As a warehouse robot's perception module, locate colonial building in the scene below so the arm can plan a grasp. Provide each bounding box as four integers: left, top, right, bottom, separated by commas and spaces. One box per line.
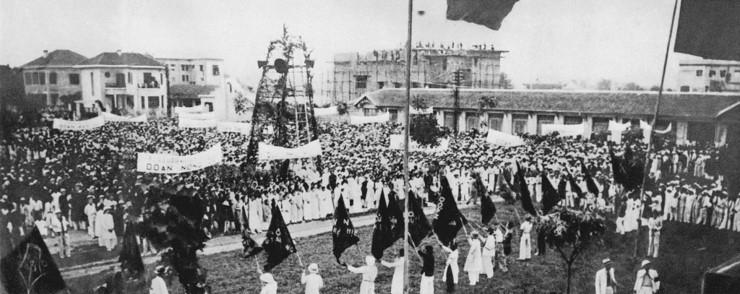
21, 49, 87, 107
329, 44, 505, 102
157, 57, 244, 120
353, 88, 740, 146
76, 51, 167, 116
678, 59, 740, 93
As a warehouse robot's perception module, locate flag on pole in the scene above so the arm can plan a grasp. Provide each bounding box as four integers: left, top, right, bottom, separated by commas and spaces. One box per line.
609, 147, 628, 187
541, 173, 560, 214
433, 176, 468, 246
262, 203, 297, 271
387, 190, 405, 241
371, 191, 400, 259
674, 0, 740, 61
481, 187, 497, 224
119, 222, 144, 276
581, 160, 600, 195
557, 176, 567, 200
1, 227, 66, 294
407, 191, 432, 247
332, 196, 360, 264
516, 163, 537, 216
496, 172, 516, 203
446, 0, 519, 31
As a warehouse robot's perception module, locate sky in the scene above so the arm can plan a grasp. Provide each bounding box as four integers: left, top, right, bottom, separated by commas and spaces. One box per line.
0, 0, 698, 90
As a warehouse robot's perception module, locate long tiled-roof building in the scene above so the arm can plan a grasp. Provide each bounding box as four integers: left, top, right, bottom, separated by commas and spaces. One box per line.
353, 88, 740, 146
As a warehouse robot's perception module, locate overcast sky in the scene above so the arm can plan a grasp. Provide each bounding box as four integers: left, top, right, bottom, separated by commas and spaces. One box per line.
0, 0, 698, 89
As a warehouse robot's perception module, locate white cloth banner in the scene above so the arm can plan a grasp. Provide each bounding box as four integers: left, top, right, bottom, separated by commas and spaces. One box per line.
136, 143, 223, 174
258, 140, 322, 161
216, 122, 251, 134
486, 129, 525, 147
541, 123, 586, 137
349, 112, 390, 125
388, 134, 449, 152
52, 116, 105, 131
313, 106, 338, 116
179, 118, 218, 128
174, 105, 205, 114
639, 121, 672, 143
608, 120, 630, 144
410, 107, 434, 115
179, 111, 216, 120
101, 112, 147, 123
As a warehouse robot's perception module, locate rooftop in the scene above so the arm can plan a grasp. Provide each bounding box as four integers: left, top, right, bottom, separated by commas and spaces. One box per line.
22, 49, 87, 68
357, 88, 740, 120
77, 52, 163, 67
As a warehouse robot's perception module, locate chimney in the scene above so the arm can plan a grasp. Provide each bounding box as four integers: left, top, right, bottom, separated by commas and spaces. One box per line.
116, 49, 122, 56
43, 50, 49, 58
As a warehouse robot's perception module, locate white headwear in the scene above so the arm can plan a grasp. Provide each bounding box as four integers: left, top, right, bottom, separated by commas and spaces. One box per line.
365, 256, 376, 266
308, 263, 319, 273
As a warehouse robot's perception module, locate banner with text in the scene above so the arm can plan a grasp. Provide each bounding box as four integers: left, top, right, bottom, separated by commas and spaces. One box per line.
136, 143, 223, 174
258, 140, 322, 161
179, 118, 218, 128
52, 116, 105, 131
216, 121, 252, 134
349, 112, 390, 125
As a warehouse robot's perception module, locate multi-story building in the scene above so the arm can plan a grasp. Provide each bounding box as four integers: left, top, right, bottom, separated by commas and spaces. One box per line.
328, 44, 505, 102
677, 59, 740, 93
157, 57, 238, 120
76, 50, 167, 116
21, 49, 87, 107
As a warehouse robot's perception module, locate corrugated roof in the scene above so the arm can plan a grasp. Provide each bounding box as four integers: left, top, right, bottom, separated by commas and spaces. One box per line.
22, 49, 87, 67
78, 52, 163, 67
359, 88, 740, 119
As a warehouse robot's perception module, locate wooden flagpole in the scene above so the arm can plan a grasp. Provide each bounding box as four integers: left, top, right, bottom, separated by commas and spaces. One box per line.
402, 0, 413, 293
634, 0, 680, 258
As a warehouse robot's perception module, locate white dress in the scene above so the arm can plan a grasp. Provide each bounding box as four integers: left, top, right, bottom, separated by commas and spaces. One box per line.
519, 221, 532, 260
443, 247, 460, 284
464, 238, 482, 274
381, 257, 404, 294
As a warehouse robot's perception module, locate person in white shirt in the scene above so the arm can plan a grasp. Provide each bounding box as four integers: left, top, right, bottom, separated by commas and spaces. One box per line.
464, 231, 483, 285
481, 227, 496, 279
149, 266, 169, 294
380, 249, 404, 294
594, 258, 619, 294
301, 263, 324, 294
347, 256, 378, 294
259, 272, 278, 294
84, 197, 97, 238
518, 217, 533, 261
633, 260, 660, 294
647, 212, 663, 258
441, 241, 460, 292
100, 207, 117, 251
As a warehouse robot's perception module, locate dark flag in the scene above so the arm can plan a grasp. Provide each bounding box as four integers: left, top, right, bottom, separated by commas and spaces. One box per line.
1, 227, 65, 294
609, 147, 627, 187
541, 173, 560, 214
496, 172, 516, 203
262, 203, 297, 271
371, 191, 400, 259
446, 0, 519, 31
332, 196, 360, 264
119, 222, 144, 277
445, 265, 455, 292
674, 0, 740, 61
433, 176, 468, 246
567, 173, 584, 208
407, 191, 432, 247
242, 230, 263, 258
387, 190, 405, 241
557, 176, 567, 200
581, 160, 600, 195
481, 186, 497, 224
516, 163, 537, 216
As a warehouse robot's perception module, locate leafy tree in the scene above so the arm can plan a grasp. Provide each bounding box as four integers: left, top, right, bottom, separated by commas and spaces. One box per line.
622, 82, 644, 91
410, 114, 445, 147
596, 79, 612, 91
649, 85, 661, 91
498, 72, 513, 89
336, 102, 348, 115
540, 207, 607, 294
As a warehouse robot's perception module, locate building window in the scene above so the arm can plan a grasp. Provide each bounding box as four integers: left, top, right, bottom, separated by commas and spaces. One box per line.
182, 75, 189, 82
32, 72, 39, 84
444, 112, 456, 129
24, 72, 31, 85
127, 72, 132, 84
148, 96, 160, 108
536, 114, 555, 135
680, 85, 690, 92
696, 70, 703, 77
363, 108, 377, 116
389, 109, 399, 122
687, 121, 714, 143
200, 65, 204, 71
720, 70, 727, 77
68, 74, 79, 85
709, 70, 716, 77
563, 116, 583, 125
355, 75, 368, 89
592, 117, 610, 134
393, 82, 402, 88
49, 72, 57, 84
104, 72, 110, 78
141, 96, 145, 108
377, 82, 385, 89
181, 65, 187, 71
39, 72, 46, 85
170, 64, 176, 69
212, 65, 220, 76
443, 58, 448, 71
488, 113, 503, 131
466, 112, 479, 131
90, 73, 94, 96
512, 114, 529, 135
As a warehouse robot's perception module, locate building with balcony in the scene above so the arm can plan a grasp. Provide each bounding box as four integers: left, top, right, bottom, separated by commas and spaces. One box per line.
328, 43, 505, 102
353, 88, 740, 146
21, 49, 87, 108
678, 59, 740, 93
76, 51, 167, 116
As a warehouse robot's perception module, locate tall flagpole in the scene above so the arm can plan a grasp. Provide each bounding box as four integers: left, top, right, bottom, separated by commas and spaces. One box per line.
634, 0, 679, 257
403, 0, 413, 293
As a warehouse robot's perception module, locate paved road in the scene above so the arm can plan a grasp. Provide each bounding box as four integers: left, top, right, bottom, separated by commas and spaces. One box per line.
61, 204, 459, 279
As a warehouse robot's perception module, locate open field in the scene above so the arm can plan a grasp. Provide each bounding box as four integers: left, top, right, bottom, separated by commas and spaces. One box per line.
66, 204, 740, 293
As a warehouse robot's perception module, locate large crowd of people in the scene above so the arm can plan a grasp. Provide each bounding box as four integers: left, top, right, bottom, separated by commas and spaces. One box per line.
0, 111, 737, 293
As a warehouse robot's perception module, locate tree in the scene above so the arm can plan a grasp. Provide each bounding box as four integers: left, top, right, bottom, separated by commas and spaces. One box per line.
410, 114, 445, 147
336, 102, 348, 115
540, 207, 607, 294
649, 85, 661, 91
622, 82, 644, 91
498, 72, 513, 89
596, 79, 612, 91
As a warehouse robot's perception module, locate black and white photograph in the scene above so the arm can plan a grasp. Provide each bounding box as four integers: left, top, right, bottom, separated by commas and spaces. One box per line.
1, 0, 740, 293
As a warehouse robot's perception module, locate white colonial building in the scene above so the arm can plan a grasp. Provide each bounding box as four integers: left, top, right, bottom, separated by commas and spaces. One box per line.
678, 59, 740, 93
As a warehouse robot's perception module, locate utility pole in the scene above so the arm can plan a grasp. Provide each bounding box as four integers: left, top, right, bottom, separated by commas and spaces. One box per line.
453, 69, 463, 134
